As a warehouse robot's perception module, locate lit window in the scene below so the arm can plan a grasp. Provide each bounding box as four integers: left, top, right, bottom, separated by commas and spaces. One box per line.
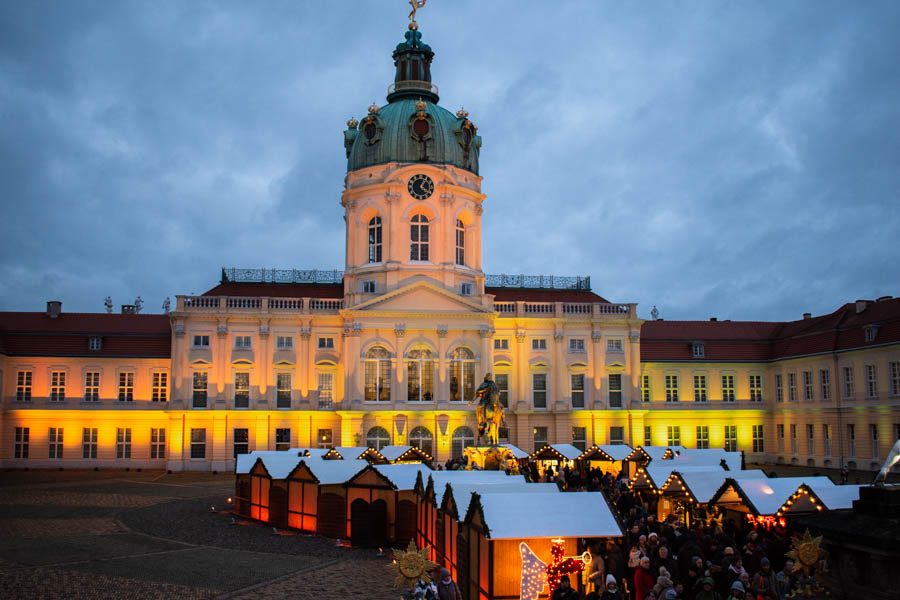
532, 373, 547, 409
749, 374, 762, 403
494, 338, 509, 351
48, 427, 63, 459
665, 374, 679, 402
192, 372, 208, 408
572, 426, 587, 451
667, 426, 681, 447
455, 219, 465, 266
724, 425, 737, 452
365, 346, 392, 402
607, 339, 624, 353
407, 347, 434, 402
366, 426, 391, 451
866, 365, 877, 398
609, 426, 624, 446
234, 372, 250, 408
721, 374, 735, 402
451, 426, 475, 458
190, 428, 206, 459
752, 425, 765, 453
532, 426, 548, 453
14, 427, 29, 459
50, 371, 66, 402
362, 280, 376, 294
569, 338, 585, 353
276, 335, 293, 349
696, 426, 709, 449
84, 371, 100, 402
234, 335, 252, 349
151, 428, 166, 459
449, 347, 475, 402
532, 339, 547, 351
275, 428, 291, 451
233, 428, 248, 457
192, 335, 209, 348
571, 373, 585, 409
820, 369, 831, 401
116, 428, 131, 459
691, 342, 704, 358
843, 366, 854, 399
409, 426, 433, 457
16, 371, 32, 402
276, 373, 291, 408
82, 428, 98, 459
693, 375, 708, 402
317, 428, 333, 450
317, 371, 334, 408
118, 372, 134, 402
641, 375, 651, 403
608, 374, 622, 408
152, 372, 168, 402
644, 425, 653, 446
318, 337, 335, 349
368, 216, 382, 263
410, 214, 429, 261
88, 336, 102, 351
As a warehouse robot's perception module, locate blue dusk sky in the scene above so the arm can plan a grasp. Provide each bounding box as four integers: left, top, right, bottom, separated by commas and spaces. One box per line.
1, 1, 898, 321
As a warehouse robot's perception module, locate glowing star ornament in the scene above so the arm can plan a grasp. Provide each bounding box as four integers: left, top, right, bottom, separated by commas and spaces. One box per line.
388, 540, 439, 591
519, 539, 592, 600
785, 529, 825, 576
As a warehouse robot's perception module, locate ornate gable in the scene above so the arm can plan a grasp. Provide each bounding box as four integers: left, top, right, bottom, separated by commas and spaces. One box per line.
347, 280, 489, 315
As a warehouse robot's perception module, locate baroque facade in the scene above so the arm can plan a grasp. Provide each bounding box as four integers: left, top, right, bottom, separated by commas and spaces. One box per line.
1, 26, 899, 472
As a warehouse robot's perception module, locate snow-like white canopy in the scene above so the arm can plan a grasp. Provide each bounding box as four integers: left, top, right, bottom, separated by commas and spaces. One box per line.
666, 469, 767, 503
471, 492, 622, 539
642, 464, 725, 489
437, 480, 555, 507
373, 463, 519, 491
531, 444, 583, 460
593, 444, 633, 461
379, 445, 430, 461
634, 446, 675, 462
671, 449, 742, 471
500, 443, 530, 459
328, 446, 369, 460
802, 483, 861, 510
235, 449, 302, 474
715, 476, 836, 516
306, 459, 371, 484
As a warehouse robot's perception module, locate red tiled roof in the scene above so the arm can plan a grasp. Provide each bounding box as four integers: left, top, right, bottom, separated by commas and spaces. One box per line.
641, 297, 900, 362
0, 313, 170, 358
202, 282, 344, 299
486, 288, 609, 303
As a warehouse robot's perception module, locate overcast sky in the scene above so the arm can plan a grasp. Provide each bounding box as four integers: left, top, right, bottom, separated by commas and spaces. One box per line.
1, 1, 898, 321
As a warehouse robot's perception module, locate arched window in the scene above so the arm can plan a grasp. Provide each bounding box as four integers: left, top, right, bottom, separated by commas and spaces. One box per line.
410, 214, 429, 261
368, 217, 382, 263
451, 426, 475, 459
407, 347, 434, 402
455, 219, 465, 266
409, 426, 434, 457
449, 347, 475, 402
364, 346, 391, 402
366, 426, 391, 450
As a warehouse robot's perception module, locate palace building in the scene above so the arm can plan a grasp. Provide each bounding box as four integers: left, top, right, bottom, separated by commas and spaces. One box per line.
1, 25, 899, 473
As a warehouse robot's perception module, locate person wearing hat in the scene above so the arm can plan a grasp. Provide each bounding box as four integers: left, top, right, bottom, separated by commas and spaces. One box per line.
435, 567, 462, 600
633, 555, 654, 600
654, 567, 674, 600
725, 580, 745, 600
694, 577, 722, 600
551, 575, 578, 600
600, 574, 622, 600
749, 557, 777, 599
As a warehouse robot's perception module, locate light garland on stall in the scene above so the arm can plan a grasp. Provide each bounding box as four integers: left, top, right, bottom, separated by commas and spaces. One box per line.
520, 539, 592, 600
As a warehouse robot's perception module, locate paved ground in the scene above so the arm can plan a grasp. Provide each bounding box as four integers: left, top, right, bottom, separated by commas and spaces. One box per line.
0, 470, 401, 599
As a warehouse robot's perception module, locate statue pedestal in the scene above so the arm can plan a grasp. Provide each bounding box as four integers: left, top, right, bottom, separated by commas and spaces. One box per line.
464, 445, 516, 472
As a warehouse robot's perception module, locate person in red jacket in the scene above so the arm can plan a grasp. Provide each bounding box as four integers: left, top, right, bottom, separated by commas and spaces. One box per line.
633, 556, 655, 600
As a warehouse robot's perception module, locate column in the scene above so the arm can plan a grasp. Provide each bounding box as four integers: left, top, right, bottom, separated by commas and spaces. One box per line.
394, 324, 406, 408
300, 324, 311, 404
437, 325, 448, 403
592, 330, 604, 409
516, 329, 528, 410
553, 330, 565, 410
479, 325, 493, 379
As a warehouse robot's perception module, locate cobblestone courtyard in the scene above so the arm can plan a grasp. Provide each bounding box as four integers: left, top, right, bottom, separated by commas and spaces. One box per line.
0, 470, 400, 599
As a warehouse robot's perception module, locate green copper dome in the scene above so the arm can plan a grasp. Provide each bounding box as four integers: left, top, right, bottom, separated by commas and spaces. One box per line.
344, 29, 481, 175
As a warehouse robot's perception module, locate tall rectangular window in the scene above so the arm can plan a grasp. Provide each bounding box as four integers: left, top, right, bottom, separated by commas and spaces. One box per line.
317, 429, 333, 449
16, 371, 32, 402
890, 361, 900, 396
151, 428, 166, 459
572, 426, 587, 451
571, 373, 585, 409
317, 372, 334, 408
820, 369, 831, 401
665, 375, 679, 402
190, 429, 206, 459
847, 423, 856, 457
608, 374, 622, 408
823, 424, 832, 456
641, 375, 651, 403
234, 335, 251, 349
775, 374, 783, 403
724, 425, 737, 452
493, 338, 509, 351
749, 374, 762, 402
116, 428, 131, 459
666, 426, 681, 447
871, 424, 879, 458
865, 365, 877, 398
532, 426, 548, 452
84, 371, 100, 402
778, 423, 785, 453
410, 214, 429, 261
14, 427, 29, 458
276, 373, 292, 408
495, 373, 509, 408
192, 372, 208, 408
233, 428, 249, 457
276, 335, 293, 349
82, 428, 98, 459
803, 371, 813, 401
50, 371, 66, 402
721, 374, 735, 403
234, 372, 250, 408
609, 426, 625, 446
275, 428, 291, 451
790, 424, 798, 455
693, 375, 708, 402
843, 366, 854, 399
532, 373, 547, 409
807, 424, 815, 456
152, 372, 167, 402
455, 219, 465, 265
788, 373, 797, 402
48, 427, 63, 459
118, 372, 134, 402
696, 425, 709, 449
644, 425, 652, 446
752, 425, 765, 453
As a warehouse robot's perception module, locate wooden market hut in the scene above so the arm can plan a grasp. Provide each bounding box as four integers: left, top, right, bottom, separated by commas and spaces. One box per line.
775, 482, 861, 518
304, 458, 372, 539
322, 446, 369, 460
460, 491, 623, 600
623, 445, 676, 478
529, 444, 583, 472
576, 444, 633, 475
379, 445, 433, 465
657, 469, 766, 525
708, 476, 839, 526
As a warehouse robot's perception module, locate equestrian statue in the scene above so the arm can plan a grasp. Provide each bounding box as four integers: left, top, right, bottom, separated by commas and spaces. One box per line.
469, 373, 506, 446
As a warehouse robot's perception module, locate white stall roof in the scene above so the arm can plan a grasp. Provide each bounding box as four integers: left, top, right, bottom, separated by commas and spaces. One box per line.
258, 453, 310, 479
235, 450, 302, 474
374, 464, 520, 491
500, 444, 530, 459
305, 459, 371, 484
437, 480, 553, 506
594, 444, 633, 461
671, 449, 742, 471
670, 469, 767, 503
547, 444, 584, 460
471, 492, 622, 540
330, 447, 369, 460
805, 484, 861, 510
721, 476, 835, 516
645, 464, 724, 489
379, 445, 430, 461
639, 446, 676, 461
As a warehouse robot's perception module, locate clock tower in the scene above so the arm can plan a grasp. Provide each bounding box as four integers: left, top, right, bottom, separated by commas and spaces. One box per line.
340, 25, 486, 307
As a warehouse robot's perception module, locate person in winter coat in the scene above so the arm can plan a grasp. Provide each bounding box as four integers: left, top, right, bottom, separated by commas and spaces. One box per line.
600, 574, 623, 600
654, 567, 675, 600
435, 568, 462, 600
694, 577, 722, 600
651, 546, 678, 585
725, 580, 745, 600
749, 557, 778, 599
633, 556, 655, 600
585, 542, 606, 595
551, 575, 579, 600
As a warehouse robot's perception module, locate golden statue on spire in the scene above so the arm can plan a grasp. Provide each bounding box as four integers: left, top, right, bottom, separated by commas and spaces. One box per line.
408, 0, 426, 30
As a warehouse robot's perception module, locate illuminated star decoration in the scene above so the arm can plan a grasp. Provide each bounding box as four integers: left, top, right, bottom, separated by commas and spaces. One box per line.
785, 529, 824, 577
520, 539, 592, 599
388, 540, 440, 590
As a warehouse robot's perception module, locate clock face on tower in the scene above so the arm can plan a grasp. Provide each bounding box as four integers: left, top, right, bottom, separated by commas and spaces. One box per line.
407, 173, 435, 200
